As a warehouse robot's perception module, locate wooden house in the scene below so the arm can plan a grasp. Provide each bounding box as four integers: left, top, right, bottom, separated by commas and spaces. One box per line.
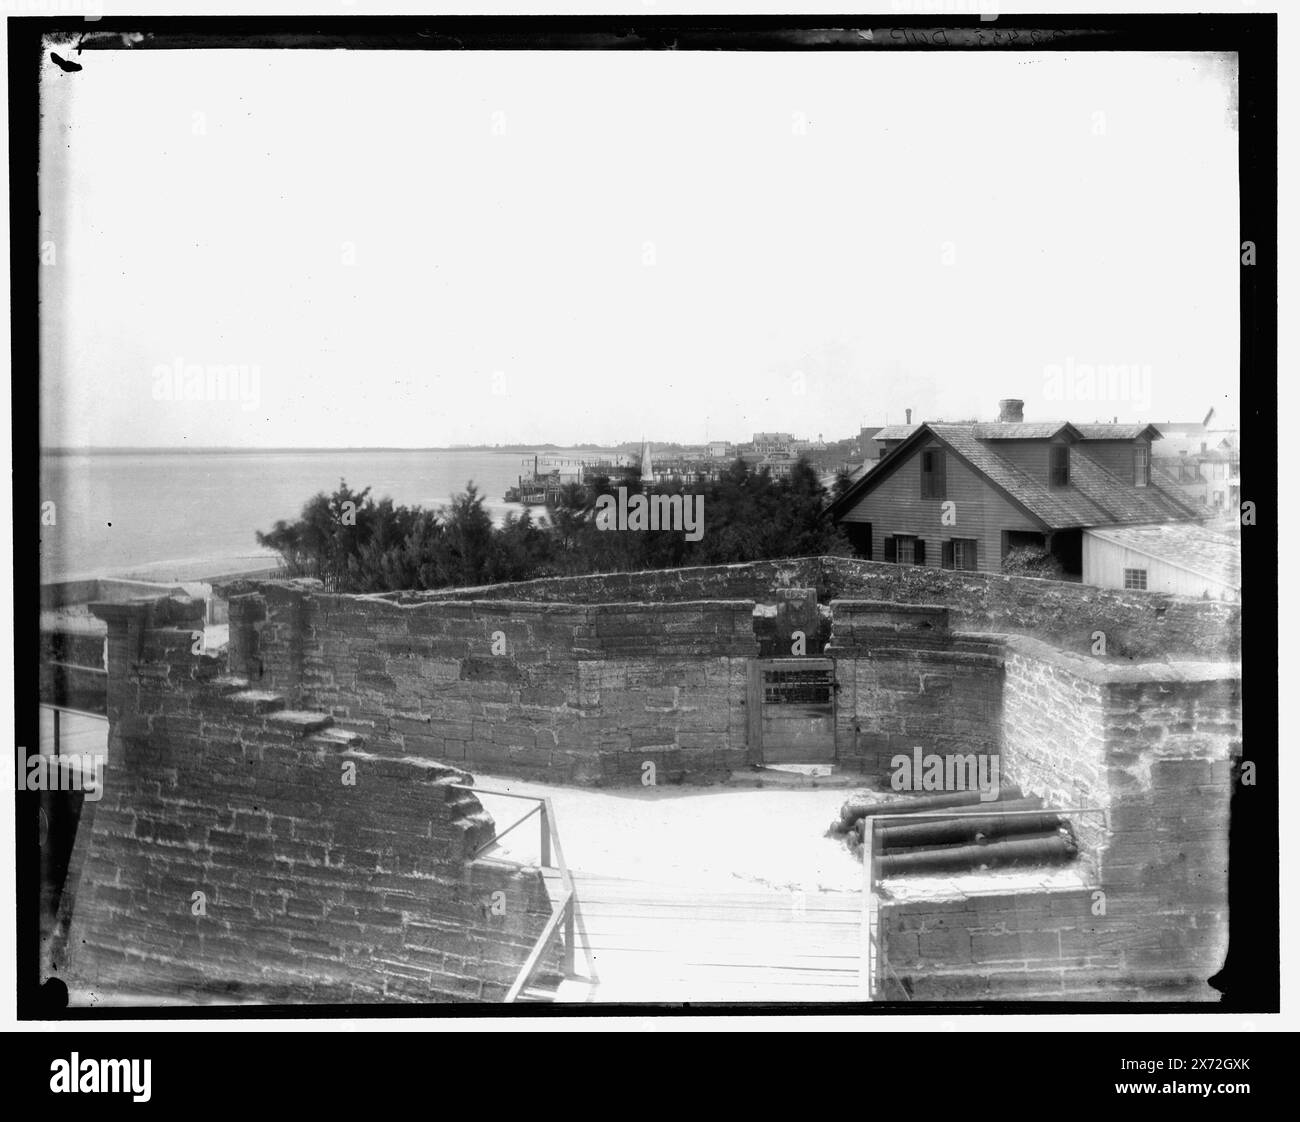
829, 409, 1202, 578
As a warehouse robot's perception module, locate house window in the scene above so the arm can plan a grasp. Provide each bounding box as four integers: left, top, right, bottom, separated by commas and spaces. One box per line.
1123, 568, 1148, 590
1050, 445, 1070, 487
1134, 445, 1150, 487
943, 538, 979, 571
920, 449, 946, 499
885, 534, 925, 566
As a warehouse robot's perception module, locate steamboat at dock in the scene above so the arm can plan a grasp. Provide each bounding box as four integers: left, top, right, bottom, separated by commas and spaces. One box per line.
503, 454, 630, 506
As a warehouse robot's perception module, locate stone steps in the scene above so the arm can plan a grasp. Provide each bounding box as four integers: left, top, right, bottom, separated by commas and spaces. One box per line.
266, 710, 335, 736
216, 685, 337, 738
226, 689, 286, 715
308, 727, 364, 750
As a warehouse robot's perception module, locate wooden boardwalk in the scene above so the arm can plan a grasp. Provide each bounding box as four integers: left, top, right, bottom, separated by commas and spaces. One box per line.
533, 870, 866, 1004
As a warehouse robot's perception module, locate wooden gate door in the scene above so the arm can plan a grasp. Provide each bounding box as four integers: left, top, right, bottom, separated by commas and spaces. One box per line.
749, 658, 837, 765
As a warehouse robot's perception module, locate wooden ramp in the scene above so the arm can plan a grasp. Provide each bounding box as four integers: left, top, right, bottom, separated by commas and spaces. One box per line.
530, 871, 865, 1004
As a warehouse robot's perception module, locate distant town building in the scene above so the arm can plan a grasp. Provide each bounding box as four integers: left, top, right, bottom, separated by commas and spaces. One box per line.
870, 424, 920, 458
790, 434, 828, 453
752, 432, 796, 456
857, 426, 883, 457
1153, 416, 1240, 513
757, 452, 798, 479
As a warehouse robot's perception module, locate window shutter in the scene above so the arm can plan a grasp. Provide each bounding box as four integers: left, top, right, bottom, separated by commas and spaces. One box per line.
935, 452, 946, 498
968, 539, 978, 571
914, 539, 926, 565
942, 541, 954, 570
884, 536, 896, 563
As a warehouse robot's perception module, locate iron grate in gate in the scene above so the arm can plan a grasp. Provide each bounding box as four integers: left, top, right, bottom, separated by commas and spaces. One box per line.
762, 667, 834, 706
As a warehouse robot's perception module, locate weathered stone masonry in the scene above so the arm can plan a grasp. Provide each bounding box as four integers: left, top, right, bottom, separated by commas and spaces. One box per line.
877, 637, 1241, 1000
215, 554, 1238, 791
220, 581, 1007, 786
59, 594, 555, 1003
64, 557, 1241, 1002
385, 557, 1241, 1000
826, 601, 1004, 778
423, 555, 1240, 660
226, 585, 758, 785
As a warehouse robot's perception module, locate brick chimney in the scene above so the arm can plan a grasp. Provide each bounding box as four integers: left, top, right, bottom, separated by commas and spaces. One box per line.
997, 398, 1025, 423
905, 408, 912, 424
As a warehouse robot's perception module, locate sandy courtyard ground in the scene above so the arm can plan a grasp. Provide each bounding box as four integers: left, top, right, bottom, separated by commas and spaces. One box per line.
473, 777, 867, 896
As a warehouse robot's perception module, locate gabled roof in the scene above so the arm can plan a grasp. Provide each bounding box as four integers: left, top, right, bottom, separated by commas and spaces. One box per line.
829, 422, 1202, 530
1073, 423, 1163, 441
971, 422, 1082, 440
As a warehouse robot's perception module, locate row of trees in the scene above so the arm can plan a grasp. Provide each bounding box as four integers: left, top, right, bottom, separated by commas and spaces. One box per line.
256, 458, 852, 593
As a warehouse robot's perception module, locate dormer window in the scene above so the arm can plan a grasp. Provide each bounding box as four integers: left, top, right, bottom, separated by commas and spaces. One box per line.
1134, 445, 1150, 487
1050, 445, 1070, 487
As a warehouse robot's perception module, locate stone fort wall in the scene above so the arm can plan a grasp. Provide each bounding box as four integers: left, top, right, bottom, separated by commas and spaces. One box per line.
208, 556, 1238, 790
219, 582, 1011, 786
67, 554, 1244, 1002
58, 595, 557, 1004
877, 637, 1242, 1000
413, 555, 1238, 660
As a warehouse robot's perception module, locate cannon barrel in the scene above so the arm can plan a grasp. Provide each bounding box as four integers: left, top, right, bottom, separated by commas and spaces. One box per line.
877, 831, 1077, 876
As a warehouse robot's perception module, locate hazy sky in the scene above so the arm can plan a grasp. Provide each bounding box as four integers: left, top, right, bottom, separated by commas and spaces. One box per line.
39, 46, 1239, 448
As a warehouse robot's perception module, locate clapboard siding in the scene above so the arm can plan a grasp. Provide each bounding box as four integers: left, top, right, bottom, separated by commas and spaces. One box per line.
1082, 532, 1238, 600
839, 438, 1044, 574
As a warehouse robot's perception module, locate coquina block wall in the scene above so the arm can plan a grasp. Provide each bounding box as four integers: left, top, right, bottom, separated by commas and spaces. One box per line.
212, 557, 1239, 789
223, 581, 759, 785
413, 557, 824, 606
74, 562, 1243, 1002
826, 601, 1005, 778
419, 556, 1239, 660
59, 594, 556, 1004
219, 580, 1015, 786
876, 636, 1243, 1000
818, 556, 1239, 661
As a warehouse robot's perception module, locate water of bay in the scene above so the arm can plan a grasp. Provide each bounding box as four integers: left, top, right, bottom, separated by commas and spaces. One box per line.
39, 448, 601, 582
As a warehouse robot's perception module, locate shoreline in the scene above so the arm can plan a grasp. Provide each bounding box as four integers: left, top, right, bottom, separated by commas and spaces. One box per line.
41, 553, 283, 588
